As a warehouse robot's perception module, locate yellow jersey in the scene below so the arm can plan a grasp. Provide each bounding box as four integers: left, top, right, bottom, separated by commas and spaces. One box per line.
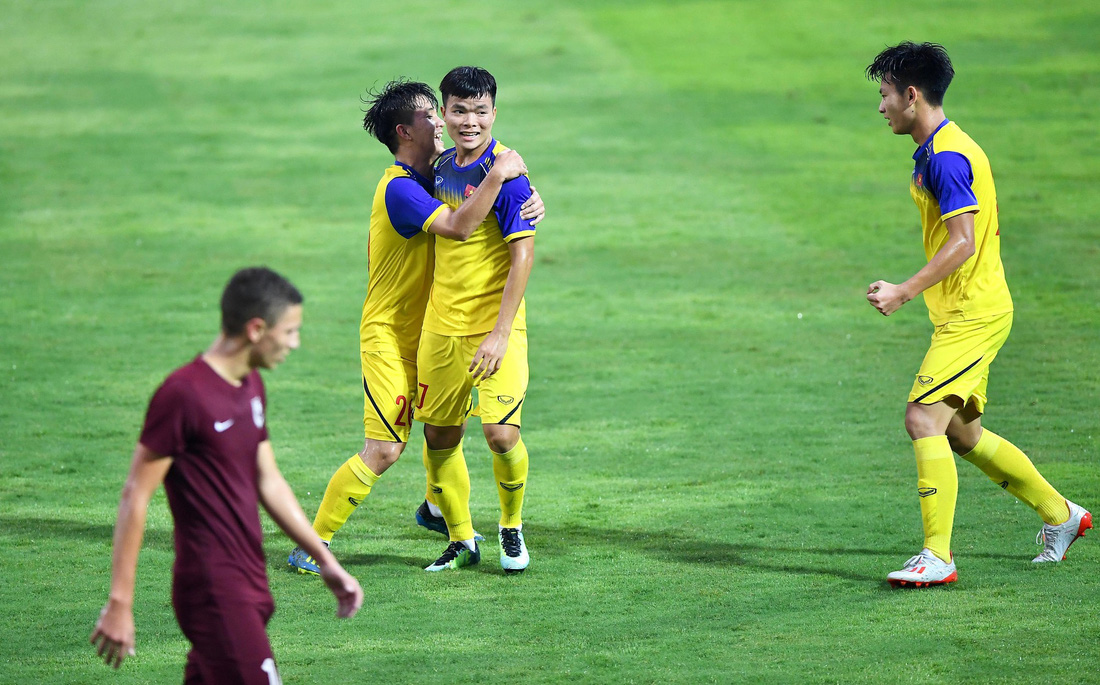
360, 162, 445, 357
910, 120, 1012, 325
424, 139, 536, 336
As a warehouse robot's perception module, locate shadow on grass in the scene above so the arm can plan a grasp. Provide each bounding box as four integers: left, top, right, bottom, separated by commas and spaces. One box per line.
1, 515, 1030, 585
0, 515, 173, 549
532, 523, 1026, 583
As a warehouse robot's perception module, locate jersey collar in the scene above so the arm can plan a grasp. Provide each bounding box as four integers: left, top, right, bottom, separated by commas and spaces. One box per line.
913, 119, 951, 160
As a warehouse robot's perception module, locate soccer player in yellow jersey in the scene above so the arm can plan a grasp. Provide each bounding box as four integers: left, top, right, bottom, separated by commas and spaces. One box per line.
417, 67, 537, 573
865, 42, 1091, 587
287, 79, 540, 574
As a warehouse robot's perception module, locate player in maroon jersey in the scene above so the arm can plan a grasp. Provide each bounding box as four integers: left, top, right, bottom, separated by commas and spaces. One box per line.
90, 267, 363, 684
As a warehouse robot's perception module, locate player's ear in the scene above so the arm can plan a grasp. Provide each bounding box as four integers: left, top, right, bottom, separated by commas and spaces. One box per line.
395, 123, 411, 142
907, 85, 919, 107
244, 317, 267, 344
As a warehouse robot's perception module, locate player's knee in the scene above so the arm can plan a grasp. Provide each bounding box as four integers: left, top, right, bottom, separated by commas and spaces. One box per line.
945, 425, 981, 455
483, 424, 519, 454
904, 405, 936, 440
424, 424, 463, 450
360, 442, 403, 470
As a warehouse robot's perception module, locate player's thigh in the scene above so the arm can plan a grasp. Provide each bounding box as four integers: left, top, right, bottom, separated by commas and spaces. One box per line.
476, 329, 529, 427
361, 349, 417, 442
177, 596, 280, 685
908, 313, 1012, 412
417, 330, 476, 427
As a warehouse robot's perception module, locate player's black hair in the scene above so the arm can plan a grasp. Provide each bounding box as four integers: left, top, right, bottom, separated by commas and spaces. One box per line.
220, 267, 303, 336
439, 66, 497, 107
866, 41, 954, 107
361, 79, 439, 154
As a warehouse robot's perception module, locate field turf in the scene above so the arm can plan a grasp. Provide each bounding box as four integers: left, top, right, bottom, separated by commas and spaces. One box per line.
1, 1, 1098, 683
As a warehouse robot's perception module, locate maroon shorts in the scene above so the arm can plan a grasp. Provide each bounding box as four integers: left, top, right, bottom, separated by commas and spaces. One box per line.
175, 593, 279, 685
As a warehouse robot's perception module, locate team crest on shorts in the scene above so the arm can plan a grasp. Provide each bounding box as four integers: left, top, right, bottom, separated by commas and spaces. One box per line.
497, 395, 515, 405
917, 375, 934, 386
251, 396, 265, 428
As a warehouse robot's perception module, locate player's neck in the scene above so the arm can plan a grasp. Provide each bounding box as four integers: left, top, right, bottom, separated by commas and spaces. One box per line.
454, 140, 491, 168
910, 109, 947, 146
394, 149, 434, 179
202, 334, 252, 386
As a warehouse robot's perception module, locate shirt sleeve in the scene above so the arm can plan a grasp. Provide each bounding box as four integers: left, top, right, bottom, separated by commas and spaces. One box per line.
493, 175, 537, 242
384, 177, 447, 239
139, 378, 190, 457
928, 151, 979, 220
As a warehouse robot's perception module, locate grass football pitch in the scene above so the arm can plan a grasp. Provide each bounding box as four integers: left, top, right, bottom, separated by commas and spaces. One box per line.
1, 1, 1098, 683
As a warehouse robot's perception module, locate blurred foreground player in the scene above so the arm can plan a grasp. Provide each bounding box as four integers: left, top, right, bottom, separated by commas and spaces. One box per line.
91, 267, 363, 683
865, 42, 1091, 587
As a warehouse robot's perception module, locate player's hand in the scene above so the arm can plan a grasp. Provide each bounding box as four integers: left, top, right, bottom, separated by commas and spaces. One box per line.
867, 280, 910, 316
470, 330, 508, 381
320, 562, 363, 619
89, 600, 136, 669
521, 184, 545, 225
492, 149, 528, 180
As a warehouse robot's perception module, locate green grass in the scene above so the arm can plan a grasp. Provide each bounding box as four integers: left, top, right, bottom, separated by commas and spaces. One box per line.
2, 1, 1098, 683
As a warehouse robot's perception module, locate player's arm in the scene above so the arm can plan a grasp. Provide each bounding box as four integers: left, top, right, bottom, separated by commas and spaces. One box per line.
90, 443, 173, 669
427, 150, 528, 241
470, 235, 534, 380
867, 211, 976, 316
255, 441, 363, 619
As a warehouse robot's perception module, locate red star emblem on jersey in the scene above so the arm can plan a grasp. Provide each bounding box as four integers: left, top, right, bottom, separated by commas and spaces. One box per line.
915, 173, 924, 187
464, 184, 476, 198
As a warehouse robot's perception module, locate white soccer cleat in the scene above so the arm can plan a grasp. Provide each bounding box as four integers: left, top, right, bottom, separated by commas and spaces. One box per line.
887, 548, 957, 588
499, 527, 529, 574
1033, 500, 1092, 563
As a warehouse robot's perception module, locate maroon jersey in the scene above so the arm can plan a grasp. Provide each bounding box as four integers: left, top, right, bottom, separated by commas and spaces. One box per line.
140, 356, 272, 605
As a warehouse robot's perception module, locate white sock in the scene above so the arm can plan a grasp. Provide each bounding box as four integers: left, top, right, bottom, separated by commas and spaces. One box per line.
427, 501, 443, 517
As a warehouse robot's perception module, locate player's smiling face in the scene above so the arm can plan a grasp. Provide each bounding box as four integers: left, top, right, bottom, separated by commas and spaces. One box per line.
878, 78, 915, 135
442, 93, 496, 160
251, 304, 302, 370
406, 98, 445, 159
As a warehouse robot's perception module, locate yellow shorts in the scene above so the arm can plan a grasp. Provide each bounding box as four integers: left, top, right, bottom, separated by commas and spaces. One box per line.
908, 312, 1013, 414
416, 329, 528, 427
360, 348, 419, 443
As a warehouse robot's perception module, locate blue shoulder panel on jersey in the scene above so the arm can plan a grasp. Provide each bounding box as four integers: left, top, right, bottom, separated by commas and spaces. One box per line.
385, 171, 445, 239
928, 150, 978, 216
494, 175, 536, 240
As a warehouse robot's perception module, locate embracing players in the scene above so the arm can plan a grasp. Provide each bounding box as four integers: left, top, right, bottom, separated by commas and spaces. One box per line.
288, 78, 540, 574
865, 42, 1091, 587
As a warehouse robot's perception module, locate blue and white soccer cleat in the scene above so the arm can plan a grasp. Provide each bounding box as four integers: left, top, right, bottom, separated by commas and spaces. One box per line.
425, 541, 480, 572
415, 500, 449, 536
1033, 500, 1092, 563
414, 500, 484, 541
287, 546, 320, 576
499, 527, 529, 574
887, 548, 957, 588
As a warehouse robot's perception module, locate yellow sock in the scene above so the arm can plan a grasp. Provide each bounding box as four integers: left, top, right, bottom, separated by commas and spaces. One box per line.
423, 443, 473, 541
960, 429, 1069, 525
425, 476, 438, 509
914, 436, 957, 563
493, 438, 529, 528
312, 454, 380, 542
